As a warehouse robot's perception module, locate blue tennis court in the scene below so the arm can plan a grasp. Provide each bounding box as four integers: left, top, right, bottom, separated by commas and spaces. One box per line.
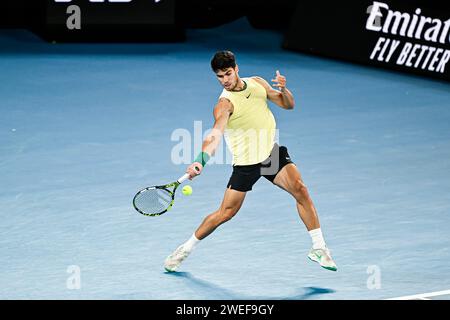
1, 18, 449, 300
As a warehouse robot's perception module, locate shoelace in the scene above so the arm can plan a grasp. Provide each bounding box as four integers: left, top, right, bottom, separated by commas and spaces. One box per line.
173, 246, 189, 259
317, 247, 332, 255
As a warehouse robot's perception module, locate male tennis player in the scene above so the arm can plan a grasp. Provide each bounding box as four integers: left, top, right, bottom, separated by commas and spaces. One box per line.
164, 51, 337, 272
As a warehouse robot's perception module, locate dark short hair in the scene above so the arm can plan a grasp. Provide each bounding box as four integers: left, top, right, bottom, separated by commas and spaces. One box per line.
211, 51, 236, 72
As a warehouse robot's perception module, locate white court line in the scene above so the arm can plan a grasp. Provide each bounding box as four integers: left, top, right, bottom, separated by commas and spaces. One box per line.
386, 289, 450, 300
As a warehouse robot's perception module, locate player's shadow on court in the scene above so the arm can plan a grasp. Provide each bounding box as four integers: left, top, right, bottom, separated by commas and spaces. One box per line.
166, 272, 335, 300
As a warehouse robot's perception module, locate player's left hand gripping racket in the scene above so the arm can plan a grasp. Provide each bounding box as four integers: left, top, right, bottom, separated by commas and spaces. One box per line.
133, 173, 191, 217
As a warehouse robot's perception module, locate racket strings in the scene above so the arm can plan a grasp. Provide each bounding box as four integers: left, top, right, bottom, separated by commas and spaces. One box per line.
134, 188, 173, 214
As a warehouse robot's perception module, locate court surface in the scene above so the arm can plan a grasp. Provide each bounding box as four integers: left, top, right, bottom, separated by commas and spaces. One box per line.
1, 18, 449, 300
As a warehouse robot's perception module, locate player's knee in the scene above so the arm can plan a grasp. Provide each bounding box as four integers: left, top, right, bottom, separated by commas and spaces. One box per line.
219, 206, 239, 222
292, 179, 309, 201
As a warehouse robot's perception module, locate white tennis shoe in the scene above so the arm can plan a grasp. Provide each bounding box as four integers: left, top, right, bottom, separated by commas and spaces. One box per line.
308, 247, 337, 271
164, 244, 191, 272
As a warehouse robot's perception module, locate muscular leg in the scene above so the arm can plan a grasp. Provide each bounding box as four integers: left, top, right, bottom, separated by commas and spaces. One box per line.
272, 163, 337, 271
273, 163, 320, 231
195, 187, 246, 239
164, 187, 246, 271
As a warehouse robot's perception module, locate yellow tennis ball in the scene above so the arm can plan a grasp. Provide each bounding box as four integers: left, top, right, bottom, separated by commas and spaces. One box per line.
182, 185, 193, 196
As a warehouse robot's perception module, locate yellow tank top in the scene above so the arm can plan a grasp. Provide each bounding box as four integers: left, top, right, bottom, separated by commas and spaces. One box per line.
220, 77, 276, 166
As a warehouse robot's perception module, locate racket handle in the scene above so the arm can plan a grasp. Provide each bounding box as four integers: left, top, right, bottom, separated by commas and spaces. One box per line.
177, 173, 191, 184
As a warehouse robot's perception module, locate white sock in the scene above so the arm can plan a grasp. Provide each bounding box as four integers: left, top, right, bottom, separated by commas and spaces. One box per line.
309, 228, 326, 249
183, 233, 201, 252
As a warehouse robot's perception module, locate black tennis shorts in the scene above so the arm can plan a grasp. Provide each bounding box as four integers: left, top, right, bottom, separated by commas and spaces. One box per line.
226, 143, 294, 192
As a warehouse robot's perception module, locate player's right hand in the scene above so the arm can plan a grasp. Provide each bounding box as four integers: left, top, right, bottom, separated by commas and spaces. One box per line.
186, 162, 203, 180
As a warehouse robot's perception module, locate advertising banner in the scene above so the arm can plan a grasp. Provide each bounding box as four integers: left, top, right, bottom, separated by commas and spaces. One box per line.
284, 1, 450, 81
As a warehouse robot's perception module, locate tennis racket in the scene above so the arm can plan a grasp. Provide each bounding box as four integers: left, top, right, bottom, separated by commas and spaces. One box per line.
133, 173, 191, 217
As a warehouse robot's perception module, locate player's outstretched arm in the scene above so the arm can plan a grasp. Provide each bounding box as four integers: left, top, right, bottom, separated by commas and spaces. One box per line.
186, 98, 233, 179
253, 71, 295, 110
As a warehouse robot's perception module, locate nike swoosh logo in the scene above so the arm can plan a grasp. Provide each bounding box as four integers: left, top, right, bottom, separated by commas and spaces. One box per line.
246, 93, 251, 99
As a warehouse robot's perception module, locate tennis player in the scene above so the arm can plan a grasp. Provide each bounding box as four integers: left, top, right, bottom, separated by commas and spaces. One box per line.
164, 51, 337, 272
